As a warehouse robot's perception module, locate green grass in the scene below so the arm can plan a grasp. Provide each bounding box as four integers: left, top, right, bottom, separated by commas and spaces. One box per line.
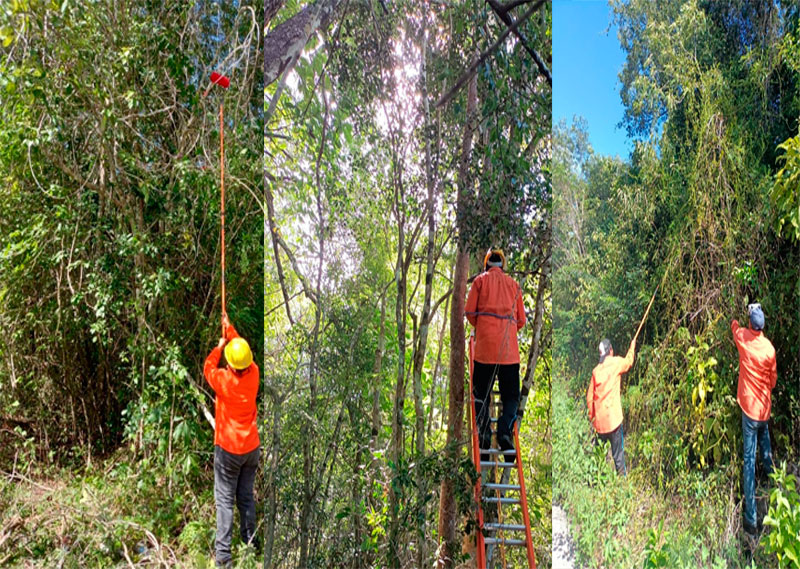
553, 373, 778, 569
0, 451, 260, 568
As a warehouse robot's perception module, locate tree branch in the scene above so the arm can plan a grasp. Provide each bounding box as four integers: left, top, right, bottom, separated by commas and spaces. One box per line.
265, 185, 296, 324
487, 0, 551, 86
499, 0, 537, 12
264, 0, 343, 86
276, 236, 318, 305
435, 0, 546, 108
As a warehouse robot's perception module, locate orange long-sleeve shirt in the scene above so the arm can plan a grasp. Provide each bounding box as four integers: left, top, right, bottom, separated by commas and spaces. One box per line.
587, 344, 635, 434
465, 267, 526, 364
731, 320, 777, 421
204, 324, 260, 454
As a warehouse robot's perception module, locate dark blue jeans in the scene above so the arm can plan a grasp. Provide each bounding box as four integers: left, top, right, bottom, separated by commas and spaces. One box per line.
742, 412, 774, 529
597, 424, 626, 476
214, 445, 260, 565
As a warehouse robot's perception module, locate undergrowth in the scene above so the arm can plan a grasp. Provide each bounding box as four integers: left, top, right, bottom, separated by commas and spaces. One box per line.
0, 450, 260, 568
553, 372, 780, 569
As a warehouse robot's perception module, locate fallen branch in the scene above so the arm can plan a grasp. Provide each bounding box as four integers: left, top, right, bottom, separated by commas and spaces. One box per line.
0, 516, 23, 550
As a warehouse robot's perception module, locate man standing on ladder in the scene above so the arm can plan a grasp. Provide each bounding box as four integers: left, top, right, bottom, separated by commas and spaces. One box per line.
204, 315, 260, 568
466, 248, 526, 457
731, 303, 777, 537
587, 337, 636, 475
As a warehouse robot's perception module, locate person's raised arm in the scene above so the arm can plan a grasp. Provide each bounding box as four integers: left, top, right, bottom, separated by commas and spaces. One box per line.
730, 319, 742, 344
204, 336, 227, 392
222, 314, 240, 341
620, 337, 636, 373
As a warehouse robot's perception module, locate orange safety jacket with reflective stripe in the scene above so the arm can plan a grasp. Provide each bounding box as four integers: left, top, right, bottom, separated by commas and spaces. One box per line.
465, 266, 526, 365
587, 344, 635, 435
204, 324, 260, 454
731, 320, 777, 422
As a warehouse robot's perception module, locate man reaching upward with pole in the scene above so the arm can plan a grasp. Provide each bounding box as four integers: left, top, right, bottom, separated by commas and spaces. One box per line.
586, 336, 636, 475
204, 315, 260, 568
731, 302, 777, 537
586, 288, 655, 475
202, 68, 260, 569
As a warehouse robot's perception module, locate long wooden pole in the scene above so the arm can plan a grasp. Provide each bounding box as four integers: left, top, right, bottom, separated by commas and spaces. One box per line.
632, 285, 658, 345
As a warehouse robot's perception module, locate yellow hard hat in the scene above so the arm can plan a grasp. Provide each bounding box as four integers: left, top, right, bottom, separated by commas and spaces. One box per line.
224, 338, 253, 370
483, 248, 506, 270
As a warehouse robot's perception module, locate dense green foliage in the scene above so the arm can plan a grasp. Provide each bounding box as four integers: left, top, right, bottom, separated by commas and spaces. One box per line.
0, 1, 263, 566
764, 463, 800, 568
265, 1, 551, 567
554, 0, 800, 567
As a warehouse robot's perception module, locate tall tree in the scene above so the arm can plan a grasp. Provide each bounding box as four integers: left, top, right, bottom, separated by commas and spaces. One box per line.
437, 70, 478, 569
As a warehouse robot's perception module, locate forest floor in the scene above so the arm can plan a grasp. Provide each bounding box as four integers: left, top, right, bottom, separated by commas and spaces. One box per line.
552, 504, 576, 569
0, 453, 262, 569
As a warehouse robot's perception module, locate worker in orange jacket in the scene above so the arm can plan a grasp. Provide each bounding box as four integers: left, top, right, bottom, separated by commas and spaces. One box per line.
732, 303, 777, 536
204, 315, 260, 568
586, 337, 636, 475
466, 249, 526, 456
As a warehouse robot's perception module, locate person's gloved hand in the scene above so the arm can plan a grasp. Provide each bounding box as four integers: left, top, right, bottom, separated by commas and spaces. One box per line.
222, 314, 231, 333
217, 337, 227, 350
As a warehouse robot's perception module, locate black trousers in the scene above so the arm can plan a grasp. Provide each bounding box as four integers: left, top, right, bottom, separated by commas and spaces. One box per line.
596, 424, 626, 475
472, 361, 520, 447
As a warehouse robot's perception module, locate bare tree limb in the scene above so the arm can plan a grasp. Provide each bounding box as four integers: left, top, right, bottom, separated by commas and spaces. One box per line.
265, 185, 296, 324
487, 0, 551, 86
435, 0, 546, 109
500, 0, 537, 12
276, 236, 318, 304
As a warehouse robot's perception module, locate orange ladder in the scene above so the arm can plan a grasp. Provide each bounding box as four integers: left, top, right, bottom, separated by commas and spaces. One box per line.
468, 333, 536, 569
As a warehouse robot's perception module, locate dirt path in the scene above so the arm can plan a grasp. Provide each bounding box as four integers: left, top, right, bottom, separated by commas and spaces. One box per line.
552, 504, 576, 569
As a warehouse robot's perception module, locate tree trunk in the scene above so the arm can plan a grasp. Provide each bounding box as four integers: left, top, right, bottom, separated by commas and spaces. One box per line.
264, 0, 343, 86
388, 161, 407, 567
436, 69, 478, 569
348, 401, 364, 569
412, 9, 435, 460
518, 254, 549, 419
427, 293, 449, 440
298, 126, 327, 569
411, 18, 436, 567
262, 391, 282, 569
370, 286, 388, 470
265, 0, 285, 29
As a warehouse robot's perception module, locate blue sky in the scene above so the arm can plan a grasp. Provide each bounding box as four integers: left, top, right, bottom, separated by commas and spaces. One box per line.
553, 0, 630, 159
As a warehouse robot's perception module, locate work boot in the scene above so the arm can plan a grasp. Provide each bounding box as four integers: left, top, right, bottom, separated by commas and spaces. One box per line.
742, 526, 758, 553
498, 432, 514, 450
498, 433, 515, 462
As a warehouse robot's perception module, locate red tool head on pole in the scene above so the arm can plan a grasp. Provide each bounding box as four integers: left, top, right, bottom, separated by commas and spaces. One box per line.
210, 71, 230, 89
204, 71, 230, 97
206, 70, 230, 334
